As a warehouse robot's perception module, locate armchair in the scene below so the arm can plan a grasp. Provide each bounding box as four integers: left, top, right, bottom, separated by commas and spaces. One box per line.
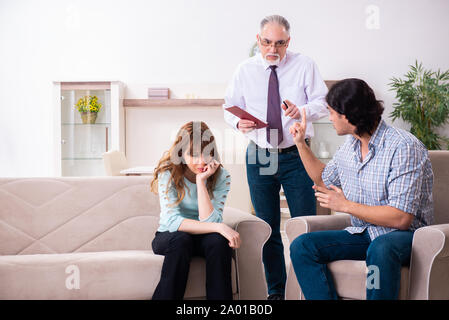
285, 150, 449, 300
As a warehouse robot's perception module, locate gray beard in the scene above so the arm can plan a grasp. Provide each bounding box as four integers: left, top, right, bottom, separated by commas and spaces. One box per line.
263, 54, 280, 66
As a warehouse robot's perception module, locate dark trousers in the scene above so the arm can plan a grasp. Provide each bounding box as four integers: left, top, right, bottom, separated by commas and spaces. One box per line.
246, 143, 316, 296
151, 231, 233, 300
290, 229, 414, 299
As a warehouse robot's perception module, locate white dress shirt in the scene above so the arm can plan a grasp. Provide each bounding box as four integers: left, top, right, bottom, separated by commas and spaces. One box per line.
223, 51, 329, 148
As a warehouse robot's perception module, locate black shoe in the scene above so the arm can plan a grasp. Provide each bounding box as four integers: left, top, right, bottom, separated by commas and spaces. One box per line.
267, 293, 284, 300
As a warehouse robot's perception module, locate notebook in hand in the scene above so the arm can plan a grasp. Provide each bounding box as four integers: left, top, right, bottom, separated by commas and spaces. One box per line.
225, 106, 268, 129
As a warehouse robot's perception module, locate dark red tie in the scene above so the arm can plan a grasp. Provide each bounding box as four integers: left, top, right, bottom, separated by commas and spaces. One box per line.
267, 65, 283, 146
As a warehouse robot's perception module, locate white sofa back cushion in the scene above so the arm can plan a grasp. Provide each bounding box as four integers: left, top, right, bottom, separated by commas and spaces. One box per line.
0, 177, 159, 255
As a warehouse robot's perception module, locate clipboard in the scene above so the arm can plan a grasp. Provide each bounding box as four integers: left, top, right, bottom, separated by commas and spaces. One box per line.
225, 106, 268, 129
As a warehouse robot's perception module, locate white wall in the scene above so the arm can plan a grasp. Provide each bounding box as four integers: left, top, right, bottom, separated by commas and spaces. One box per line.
1, 0, 449, 177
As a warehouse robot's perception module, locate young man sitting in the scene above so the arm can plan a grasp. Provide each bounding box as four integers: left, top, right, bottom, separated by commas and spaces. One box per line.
288, 78, 434, 300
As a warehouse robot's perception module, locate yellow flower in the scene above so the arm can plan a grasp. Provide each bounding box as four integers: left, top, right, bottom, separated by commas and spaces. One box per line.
74, 95, 102, 113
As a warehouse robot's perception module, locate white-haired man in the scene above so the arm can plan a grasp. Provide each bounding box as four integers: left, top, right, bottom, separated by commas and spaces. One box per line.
223, 14, 328, 300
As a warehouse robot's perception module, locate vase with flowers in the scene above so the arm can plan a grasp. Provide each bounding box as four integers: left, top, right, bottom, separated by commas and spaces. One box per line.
74, 95, 102, 124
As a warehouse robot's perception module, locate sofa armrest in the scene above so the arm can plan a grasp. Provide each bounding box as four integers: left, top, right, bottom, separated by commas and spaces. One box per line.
285, 213, 351, 300
408, 223, 449, 300
285, 213, 352, 243
222, 207, 271, 300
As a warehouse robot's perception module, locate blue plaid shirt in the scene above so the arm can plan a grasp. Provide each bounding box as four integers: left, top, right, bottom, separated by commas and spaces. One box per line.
322, 120, 434, 240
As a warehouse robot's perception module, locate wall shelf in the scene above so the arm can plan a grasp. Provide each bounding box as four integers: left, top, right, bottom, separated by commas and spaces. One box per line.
123, 99, 225, 107
122, 81, 337, 108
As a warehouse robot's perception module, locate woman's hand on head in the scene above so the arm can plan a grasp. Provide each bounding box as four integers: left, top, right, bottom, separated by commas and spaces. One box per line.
196, 159, 220, 182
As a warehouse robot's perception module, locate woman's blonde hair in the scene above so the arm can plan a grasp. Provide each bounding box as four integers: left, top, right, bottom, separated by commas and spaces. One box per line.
150, 121, 222, 206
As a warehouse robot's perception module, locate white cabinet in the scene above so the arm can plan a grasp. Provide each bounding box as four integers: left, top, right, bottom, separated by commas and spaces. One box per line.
53, 81, 125, 176
310, 118, 347, 163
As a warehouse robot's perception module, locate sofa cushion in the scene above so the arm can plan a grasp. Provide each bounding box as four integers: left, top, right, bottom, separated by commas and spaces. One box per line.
328, 260, 409, 300
0, 250, 237, 299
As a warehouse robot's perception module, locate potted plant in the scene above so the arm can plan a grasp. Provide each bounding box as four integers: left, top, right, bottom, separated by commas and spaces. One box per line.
75, 95, 102, 124
389, 61, 449, 150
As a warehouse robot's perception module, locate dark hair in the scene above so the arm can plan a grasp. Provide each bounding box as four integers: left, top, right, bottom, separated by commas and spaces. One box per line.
326, 78, 384, 136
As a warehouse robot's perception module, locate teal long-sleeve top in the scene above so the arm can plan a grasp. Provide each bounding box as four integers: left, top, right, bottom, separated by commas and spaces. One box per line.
156, 167, 231, 232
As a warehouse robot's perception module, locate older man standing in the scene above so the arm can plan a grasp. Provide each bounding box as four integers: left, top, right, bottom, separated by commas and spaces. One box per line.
223, 15, 328, 300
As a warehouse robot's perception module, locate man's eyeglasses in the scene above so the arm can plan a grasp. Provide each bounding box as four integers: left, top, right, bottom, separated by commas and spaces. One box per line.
259, 37, 289, 48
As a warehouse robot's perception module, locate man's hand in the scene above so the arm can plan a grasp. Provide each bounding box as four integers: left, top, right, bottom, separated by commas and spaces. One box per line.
217, 223, 241, 248
237, 119, 256, 133
282, 100, 301, 120
313, 184, 350, 212
289, 108, 307, 145
313, 185, 415, 230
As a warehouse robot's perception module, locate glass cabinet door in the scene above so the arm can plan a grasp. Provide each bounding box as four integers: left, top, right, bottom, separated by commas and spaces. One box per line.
310, 120, 347, 164
60, 86, 111, 176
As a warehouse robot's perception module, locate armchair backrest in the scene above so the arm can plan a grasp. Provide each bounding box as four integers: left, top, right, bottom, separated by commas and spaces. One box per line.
103, 150, 128, 176
428, 151, 449, 225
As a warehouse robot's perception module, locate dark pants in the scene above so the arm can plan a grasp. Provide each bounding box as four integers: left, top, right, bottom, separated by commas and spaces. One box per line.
290, 229, 414, 300
246, 142, 316, 296
151, 231, 233, 300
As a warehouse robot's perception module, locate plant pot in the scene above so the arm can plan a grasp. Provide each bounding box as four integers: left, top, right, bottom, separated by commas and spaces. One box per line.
80, 112, 97, 124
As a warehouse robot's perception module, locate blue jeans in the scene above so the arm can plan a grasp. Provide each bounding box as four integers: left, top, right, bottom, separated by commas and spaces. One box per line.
290, 229, 414, 300
246, 142, 315, 296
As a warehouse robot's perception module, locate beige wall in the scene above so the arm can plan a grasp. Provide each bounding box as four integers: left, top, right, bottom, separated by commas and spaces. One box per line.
1, 0, 448, 178
124, 84, 252, 212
